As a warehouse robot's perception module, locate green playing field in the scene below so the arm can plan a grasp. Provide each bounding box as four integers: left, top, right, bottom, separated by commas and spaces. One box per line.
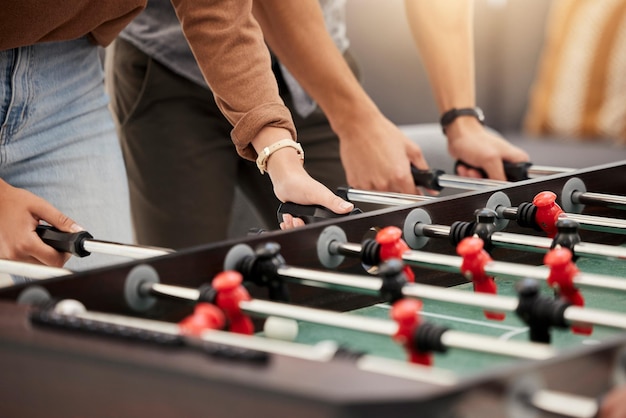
291, 254, 626, 377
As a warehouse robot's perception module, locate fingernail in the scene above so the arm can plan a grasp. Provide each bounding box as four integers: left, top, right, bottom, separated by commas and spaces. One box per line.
70, 223, 84, 233
339, 201, 354, 210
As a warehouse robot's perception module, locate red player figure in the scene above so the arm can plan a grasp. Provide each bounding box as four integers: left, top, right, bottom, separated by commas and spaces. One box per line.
179, 302, 226, 336
533, 191, 564, 238
544, 247, 592, 335
212, 270, 255, 335
376, 226, 415, 282
457, 236, 505, 320
390, 298, 432, 366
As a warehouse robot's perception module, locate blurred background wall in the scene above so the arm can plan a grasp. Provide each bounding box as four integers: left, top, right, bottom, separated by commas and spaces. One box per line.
344, 0, 551, 133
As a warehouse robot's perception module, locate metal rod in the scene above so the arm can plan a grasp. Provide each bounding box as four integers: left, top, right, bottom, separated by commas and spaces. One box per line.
485, 260, 626, 292
437, 174, 509, 190
440, 331, 554, 360
83, 240, 173, 259
560, 212, 626, 235
416, 224, 452, 239
491, 231, 626, 261
573, 191, 626, 211
68, 308, 461, 385
94, 264, 626, 364
240, 299, 556, 360
75, 310, 339, 362
402, 251, 626, 329
497, 205, 626, 236
402, 282, 518, 312
330, 236, 626, 293
278, 266, 382, 296
346, 165, 573, 203
283, 263, 511, 312
284, 255, 626, 329
498, 206, 520, 220
570, 241, 626, 261
241, 299, 398, 336
345, 188, 434, 206
71, 305, 600, 397
432, 165, 572, 191
526, 165, 575, 178
150, 283, 200, 301
201, 326, 340, 362
0, 259, 71, 280
401, 251, 463, 274
565, 306, 626, 330
487, 232, 554, 254
203, 332, 461, 385
332, 241, 364, 259
414, 224, 626, 262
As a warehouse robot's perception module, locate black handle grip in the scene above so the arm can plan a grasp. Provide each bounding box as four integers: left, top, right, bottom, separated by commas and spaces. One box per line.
36, 225, 94, 257
454, 160, 533, 181
277, 202, 362, 225
410, 166, 444, 191
335, 186, 351, 201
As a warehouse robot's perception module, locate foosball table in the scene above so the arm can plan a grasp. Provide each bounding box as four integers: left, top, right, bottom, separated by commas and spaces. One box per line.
1, 161, 626, 417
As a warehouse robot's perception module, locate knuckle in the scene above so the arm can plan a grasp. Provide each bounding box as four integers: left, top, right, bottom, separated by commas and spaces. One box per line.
13, 240, 29, 256
55, 213, 72, 227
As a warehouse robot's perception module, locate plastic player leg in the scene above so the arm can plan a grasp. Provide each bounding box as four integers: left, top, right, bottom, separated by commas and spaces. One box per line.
376, 227, 415, 282
317, 225, 347, 269
561, 177, 587, 214
179, 303, 226, 336
457, 237, 505, 321
223, 243, 255, 271
486, 191, 512, 232
212, 271, 255, 335
391, 298, 432, 366
533, 192, 563, 238
402, 208, 432, 250
544, 248, 591, 335
124, 264, 160, 312
224, 242, 298, 334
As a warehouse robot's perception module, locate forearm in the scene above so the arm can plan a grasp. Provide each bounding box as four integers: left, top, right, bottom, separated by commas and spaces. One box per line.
252, 0, 380, 136
405, 0, 529, 180
171, 0, 296, 160
404, 0, 475, 112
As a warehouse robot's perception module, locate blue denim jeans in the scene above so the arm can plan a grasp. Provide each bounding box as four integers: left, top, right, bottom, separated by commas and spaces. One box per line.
0, 38, 134, 274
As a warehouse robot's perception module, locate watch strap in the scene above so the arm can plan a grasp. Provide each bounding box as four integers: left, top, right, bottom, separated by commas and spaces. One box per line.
440, 107, 485, 133
256, 139, 304, 174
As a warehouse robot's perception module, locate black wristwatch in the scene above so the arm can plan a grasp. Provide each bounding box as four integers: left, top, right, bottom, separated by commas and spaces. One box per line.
440, 107, 485, 133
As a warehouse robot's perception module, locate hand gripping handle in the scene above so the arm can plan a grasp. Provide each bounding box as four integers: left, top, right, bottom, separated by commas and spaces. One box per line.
410, 166, 445, 191
36, 225, 94, 257
277, 202, 362, 225
454, 160, 533, 181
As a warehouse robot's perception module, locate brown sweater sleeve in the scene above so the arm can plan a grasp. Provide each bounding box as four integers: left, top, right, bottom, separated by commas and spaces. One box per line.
1, 1, 144, 50
170, 0, 297, 160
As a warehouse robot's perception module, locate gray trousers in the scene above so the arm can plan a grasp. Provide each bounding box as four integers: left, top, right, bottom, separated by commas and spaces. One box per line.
109, 39, 346, 249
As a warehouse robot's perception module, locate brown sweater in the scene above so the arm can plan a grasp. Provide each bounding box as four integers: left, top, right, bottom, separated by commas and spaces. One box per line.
2, 0, 296, 160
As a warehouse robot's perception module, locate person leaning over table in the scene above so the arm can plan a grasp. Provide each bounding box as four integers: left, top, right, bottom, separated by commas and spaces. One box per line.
109, 0, 528, 248
0, 0, 353, 270
110, 0, 407, 247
